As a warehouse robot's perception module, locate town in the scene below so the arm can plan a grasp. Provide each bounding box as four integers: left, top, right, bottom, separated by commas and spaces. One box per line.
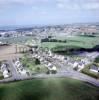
0, 0, 99, 99
0, 24, 99, 87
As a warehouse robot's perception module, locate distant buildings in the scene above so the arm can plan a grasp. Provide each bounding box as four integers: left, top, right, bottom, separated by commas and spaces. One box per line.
0, 41, 9, 46
0, 23, 99, 39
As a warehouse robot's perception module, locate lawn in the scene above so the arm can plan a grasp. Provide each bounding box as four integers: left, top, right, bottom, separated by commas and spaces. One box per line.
0, 72, 3, 80
0, 78, 99, 100
21, 55, 48, 74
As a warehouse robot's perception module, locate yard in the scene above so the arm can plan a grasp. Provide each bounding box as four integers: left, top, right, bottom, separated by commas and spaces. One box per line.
81, 63, 99, 79
21, 55, 48, 74
0, 78, 99, 100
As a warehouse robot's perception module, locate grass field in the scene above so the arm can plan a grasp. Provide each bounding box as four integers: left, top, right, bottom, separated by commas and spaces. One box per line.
41, 36, 99, 49
0, 78, 99, 100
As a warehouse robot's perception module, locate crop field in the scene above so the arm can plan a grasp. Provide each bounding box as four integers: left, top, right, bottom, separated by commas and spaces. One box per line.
0, 78, 99, 100
41, 36, 99, 49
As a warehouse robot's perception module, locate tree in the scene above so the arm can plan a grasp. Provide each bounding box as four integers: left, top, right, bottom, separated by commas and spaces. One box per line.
94, 56, 99, 63
35, 58, 40, 65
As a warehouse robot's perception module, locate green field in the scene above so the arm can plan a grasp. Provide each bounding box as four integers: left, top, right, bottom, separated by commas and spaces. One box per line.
41, 36, 99, 49
0, 78, 99, 100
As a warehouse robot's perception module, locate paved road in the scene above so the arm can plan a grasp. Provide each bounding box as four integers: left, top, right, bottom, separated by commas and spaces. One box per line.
0, 69, 99, 87
7, 60, 21, 80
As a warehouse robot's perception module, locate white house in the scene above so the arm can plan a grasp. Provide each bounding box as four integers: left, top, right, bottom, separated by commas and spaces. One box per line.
81, 58, 90, 65
1, 64, 9, 78
14, 60, 28, 76
78, 63, 84, 71
73, 61, 85, 71
51, 66, 57, 71
39, 57, 44, 62
48, 50, 53, 57
53, 54, 57, 59
3, 70, 9, 78
73, 62, 78, 68
58, 55, 65, 61
90, 65, 99, 73
47, 63, 53, 68
19, 69, 27, 75
37, 55, 40, 59
15, 61, 23, 69
0, 41, 3, 45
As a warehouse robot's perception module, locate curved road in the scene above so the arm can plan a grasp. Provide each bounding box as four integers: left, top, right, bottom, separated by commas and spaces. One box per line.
0, 57, 99, 87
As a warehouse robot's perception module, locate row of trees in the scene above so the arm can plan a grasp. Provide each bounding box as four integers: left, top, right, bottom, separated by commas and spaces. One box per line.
41, 38, 67, 43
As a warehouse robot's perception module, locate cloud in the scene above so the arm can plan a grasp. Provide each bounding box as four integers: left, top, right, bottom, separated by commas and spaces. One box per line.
57, 3, 64, 8
56, 0, 99, 10
83, 3, 99, 10
0, 0, 50, 7
57, 3, 81, 10
0, 0, 99, 11
40, 11, 47, 15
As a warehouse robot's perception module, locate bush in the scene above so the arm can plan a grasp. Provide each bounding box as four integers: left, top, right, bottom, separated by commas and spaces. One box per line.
73, 66, 78, 71
37, 67, 40, 70
94, 56, 99, 63
0, 61, 2, 66
46, 70, 50, 74
51, 70, 57, 74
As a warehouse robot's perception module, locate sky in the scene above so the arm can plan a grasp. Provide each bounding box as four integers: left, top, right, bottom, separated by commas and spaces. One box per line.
0, 0, 99, 26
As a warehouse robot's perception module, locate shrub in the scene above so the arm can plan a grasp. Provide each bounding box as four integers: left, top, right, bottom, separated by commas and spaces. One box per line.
46, 70, 50, 74
51, 70, 57, 74
94, 56, 99, 63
